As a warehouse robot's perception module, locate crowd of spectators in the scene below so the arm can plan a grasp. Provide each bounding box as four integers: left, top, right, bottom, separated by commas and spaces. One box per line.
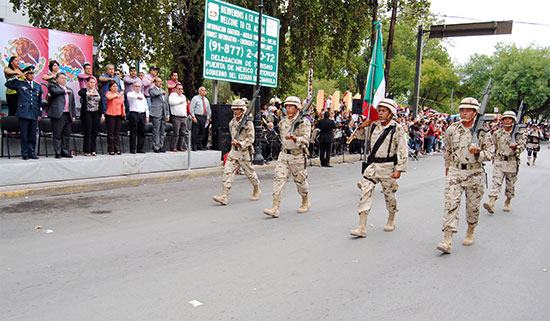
2, 60, 215, 159
3, 59, 549, 162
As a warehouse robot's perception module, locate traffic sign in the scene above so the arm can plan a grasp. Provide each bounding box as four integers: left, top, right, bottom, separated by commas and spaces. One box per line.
203, 0, 280, 87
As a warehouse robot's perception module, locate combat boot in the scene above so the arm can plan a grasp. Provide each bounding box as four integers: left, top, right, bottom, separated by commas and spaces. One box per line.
483, 196, 497, 214
384, 212, 396, 232
263, 197, 281, 218
503, 197, 512, 212
527, 156, 531, 166
437, 230, 454, 254
250, 184, 262, 201
297, 194, 311, 213
463, 224, 476, 246
213, 187, 229, 205
350, 211, 369, 238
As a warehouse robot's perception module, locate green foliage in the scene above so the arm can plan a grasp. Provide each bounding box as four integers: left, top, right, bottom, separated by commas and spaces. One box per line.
459, 43, 550, 120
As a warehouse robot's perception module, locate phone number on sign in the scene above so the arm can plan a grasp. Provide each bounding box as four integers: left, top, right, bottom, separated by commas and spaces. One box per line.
209, 40, 275, 63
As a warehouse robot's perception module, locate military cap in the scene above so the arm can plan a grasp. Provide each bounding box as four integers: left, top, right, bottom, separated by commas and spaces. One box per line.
502, 110, 517, 122
22, 65, 36, 74
377, 98, 398, 117
231, 99, 247, 110
459, 97, 480, 112
284, 96, 302, 108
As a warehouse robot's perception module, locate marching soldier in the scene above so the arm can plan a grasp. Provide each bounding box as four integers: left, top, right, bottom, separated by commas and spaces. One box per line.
213, 99, 261, 205
483, 111, 526, 213
526, 124, 543, 166
350, 98, 408, 238
437, 97, 494, 254
264, 96, 311, 218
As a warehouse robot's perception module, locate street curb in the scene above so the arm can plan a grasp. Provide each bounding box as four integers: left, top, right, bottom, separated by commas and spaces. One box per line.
0, 154, 361, 199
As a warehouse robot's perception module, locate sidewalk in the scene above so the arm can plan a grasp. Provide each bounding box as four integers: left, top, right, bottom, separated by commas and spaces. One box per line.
0, 154, 362, 199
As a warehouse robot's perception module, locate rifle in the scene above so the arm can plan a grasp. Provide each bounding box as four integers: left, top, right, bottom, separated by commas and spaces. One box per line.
510, 100, 526, 145
290, 87, 319, 134
234, 87, 261, 142
470, 78, 492, 147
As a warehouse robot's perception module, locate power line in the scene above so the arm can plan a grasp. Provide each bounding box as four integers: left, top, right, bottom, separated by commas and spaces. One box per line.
438, 14, 550, 27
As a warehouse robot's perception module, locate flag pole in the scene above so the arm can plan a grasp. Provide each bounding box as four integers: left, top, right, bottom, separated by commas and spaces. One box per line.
363, 21, 381, 164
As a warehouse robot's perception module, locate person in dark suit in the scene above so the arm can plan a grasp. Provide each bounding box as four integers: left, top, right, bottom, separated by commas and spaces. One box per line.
149, 77, 170, 152
316, 111, 337, 167
4, 65, 43, 160
47, 72, 76, 158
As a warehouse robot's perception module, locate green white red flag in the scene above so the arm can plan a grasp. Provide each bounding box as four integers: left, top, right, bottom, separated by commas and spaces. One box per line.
362, 21, 385, 121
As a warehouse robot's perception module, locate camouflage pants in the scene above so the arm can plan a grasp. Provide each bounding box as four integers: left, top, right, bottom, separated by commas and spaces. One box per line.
222, 151, 259, 189
489, 169, 517, 200
443, 168, 485, 232
357, 177, 399, 215
272, 152, 309, 199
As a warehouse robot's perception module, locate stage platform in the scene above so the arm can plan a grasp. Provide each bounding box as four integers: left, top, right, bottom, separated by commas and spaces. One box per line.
0, 150, 221, 187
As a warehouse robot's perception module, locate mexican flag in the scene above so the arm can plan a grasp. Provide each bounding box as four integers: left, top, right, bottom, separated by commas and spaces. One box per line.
362, 21, 385, 121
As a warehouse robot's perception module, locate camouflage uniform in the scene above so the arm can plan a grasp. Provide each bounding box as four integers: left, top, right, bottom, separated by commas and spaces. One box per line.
272, 114, 311, 199
213, 99, 260, 205
350, 98, 407, 237
442, 122, 494, 232
221, 117, 259, 189
488, 128, 526, 201
526, 128, 543, 165
357, 119, 408, 216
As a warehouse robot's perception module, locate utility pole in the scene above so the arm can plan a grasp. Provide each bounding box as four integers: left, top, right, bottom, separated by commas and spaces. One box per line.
385, 0, 399, 86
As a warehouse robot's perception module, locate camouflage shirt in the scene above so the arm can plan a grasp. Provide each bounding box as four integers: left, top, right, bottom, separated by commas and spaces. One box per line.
444, 121, 494, 169
229, 117, 254, 152
492, 127, 526, 157
279, 114, 311, 150
363, 119, 408, 178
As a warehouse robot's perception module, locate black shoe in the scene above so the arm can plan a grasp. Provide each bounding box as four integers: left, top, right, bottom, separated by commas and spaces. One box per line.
29, 155, 39, 160
137, 151, 146, 154
55, 154, 62, 159
22, 156, 29, 160
62, 154, 73, 158
153, 149, 160, 153
159, 149, 166, 153
130, 151, 136, 154
326, 164, 333, 167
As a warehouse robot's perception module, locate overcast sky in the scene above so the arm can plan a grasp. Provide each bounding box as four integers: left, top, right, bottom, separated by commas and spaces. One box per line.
428, 0, 550, 64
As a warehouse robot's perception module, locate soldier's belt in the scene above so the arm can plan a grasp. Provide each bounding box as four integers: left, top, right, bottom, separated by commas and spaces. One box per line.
452, 162, 482, 170
495, 154, 517, 161
283, 149, 302, 156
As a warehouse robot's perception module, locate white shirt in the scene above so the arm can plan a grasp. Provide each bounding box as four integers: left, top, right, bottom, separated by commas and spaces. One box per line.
127, 91, 149, 118
169, 92, 188, 117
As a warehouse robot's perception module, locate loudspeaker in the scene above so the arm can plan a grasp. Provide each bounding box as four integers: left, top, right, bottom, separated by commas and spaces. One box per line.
211, 104, 233, 130
352, 99, 363, 115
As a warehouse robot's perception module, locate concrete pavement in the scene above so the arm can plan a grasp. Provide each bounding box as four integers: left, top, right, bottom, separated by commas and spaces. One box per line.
1, 148, 549, 320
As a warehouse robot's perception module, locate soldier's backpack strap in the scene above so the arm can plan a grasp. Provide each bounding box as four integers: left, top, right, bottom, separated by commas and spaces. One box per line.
367, 125, 396, 164
386, 126, 397, 158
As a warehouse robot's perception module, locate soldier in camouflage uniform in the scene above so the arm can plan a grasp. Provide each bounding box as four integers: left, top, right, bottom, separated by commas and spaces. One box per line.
483, 111, 526, 213
213, 99, 261, 205
264, 96, 311, 218
526, 124, 543, 166
437, 97, 494, 254
350, 98, 408, 238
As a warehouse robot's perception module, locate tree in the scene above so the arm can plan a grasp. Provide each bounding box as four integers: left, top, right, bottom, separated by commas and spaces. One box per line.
459, 44, 550, 121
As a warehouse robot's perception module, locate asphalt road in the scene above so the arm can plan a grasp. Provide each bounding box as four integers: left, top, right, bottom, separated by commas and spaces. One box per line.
1, 146, 549, 321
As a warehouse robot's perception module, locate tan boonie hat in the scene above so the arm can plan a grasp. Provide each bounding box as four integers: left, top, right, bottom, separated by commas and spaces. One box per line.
284, 96, 302, 108
231, 99, 246, 110
459, 97, 480, 112
502, 110, 517, 122
377, 98, 397, 117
